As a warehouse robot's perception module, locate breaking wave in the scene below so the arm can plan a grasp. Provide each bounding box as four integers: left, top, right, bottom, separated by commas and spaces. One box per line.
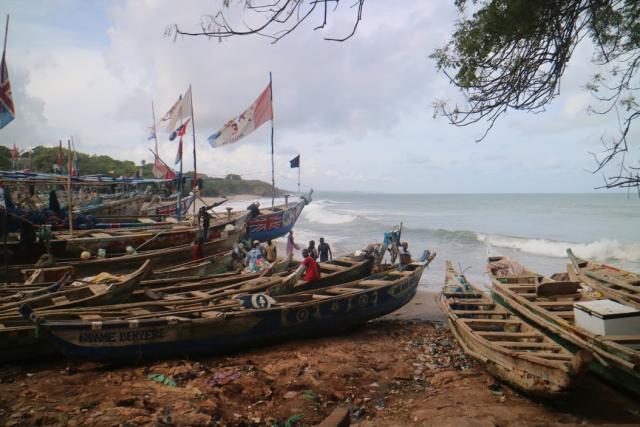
477, 234, 640, 263
302, 200, 358, 225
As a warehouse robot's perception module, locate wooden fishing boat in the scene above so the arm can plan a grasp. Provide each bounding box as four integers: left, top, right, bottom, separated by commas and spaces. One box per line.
246, 191, 312, 242
0, 261, 150, 314
439, 261, 587, 397
140, 194, 194, 216
20, 257, 428, 362
9, 226, 244, 282
0, 262, 149, 363
0, 249, 378, 363
488, 256, 640, 397
48, 210, 248, 257
80, 194, 146, 216
0, 270, 75, 305
567, 249, 640, 309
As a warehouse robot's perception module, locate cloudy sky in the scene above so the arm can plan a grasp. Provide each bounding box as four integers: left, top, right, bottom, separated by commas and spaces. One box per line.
2, 0, 637, 193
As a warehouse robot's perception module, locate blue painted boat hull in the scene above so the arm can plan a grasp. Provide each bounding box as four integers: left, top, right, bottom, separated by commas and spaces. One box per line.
32, 264, 422, 362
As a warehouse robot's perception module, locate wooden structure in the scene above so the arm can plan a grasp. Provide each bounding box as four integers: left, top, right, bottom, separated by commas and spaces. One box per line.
439, 261, 587, 396
488, 255, 640, 397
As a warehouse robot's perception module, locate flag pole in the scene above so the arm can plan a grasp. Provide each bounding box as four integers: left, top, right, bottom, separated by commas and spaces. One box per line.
176, 102, 183, 221
67, 139, 73, 237
151, 101, 159, 160
298, 163, 300, 194
189, 84, 197, 215
3, 15, 9, 56
269, 72, 275, 209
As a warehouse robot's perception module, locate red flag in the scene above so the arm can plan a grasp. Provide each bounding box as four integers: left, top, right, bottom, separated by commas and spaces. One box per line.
169, 118, 191, 141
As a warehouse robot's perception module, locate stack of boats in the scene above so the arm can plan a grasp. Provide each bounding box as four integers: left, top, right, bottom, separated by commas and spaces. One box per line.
439, 251, 640, 398
1, 233, 436, 364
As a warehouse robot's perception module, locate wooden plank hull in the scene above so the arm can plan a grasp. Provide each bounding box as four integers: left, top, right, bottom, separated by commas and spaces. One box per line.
25, 260, 425, 362
488, 256, 640, 397
140, 195, 194, 216
49, 212, 247, 257
0, 262, 150, 363
439, 262, 584, 397
80, 195, 145, 216
567, 248, 640, 309
10, 228, 243, 282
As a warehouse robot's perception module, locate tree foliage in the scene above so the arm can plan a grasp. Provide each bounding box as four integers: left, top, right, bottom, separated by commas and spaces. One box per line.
432, 0, 640, 190
0, 146, 152, 177
167, 0, 365, 43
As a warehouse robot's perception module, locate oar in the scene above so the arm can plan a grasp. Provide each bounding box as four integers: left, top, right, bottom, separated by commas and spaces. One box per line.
135, 225, 176, 252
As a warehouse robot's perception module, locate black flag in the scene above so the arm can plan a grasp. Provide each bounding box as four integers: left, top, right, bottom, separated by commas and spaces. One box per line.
289, 154, 300, 168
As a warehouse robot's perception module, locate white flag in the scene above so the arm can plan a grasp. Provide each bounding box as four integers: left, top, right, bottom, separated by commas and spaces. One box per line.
164, 87, 192, 132
207, 84, 272, 148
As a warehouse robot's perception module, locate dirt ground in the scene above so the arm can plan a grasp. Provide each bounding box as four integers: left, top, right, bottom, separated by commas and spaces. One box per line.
1, 290, 639, 426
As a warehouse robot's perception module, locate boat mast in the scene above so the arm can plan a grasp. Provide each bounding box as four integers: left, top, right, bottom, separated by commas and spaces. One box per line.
67, 139, 73, 236
269, 72, 275, 209
189, 83, 197, 215
176, 100, 183, 221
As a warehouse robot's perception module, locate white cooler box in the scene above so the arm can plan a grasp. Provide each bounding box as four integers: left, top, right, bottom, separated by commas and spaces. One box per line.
574, 300, 640, 348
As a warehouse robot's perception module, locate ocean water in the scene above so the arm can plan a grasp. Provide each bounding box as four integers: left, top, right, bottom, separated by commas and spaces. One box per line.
224, 193, 640, 292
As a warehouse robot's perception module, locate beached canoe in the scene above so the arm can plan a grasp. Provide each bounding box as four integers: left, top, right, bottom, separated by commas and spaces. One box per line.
80, 194, 146, 216
9, 226, 244, 282
140, 194, 194, 217
0, 249, 379, 363
0, 262, 150, 363
567, 248, 640, 310
0, 261, 150, 314
48, 210, 248, 257
439, 261, 587, 397
20, 257, 428, 362
245, 191, 312, 242
488, 256, 640, 397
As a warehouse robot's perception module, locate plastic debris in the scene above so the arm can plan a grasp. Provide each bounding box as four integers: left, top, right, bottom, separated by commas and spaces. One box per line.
207, 370, 241, 386
146, 373, 176, 387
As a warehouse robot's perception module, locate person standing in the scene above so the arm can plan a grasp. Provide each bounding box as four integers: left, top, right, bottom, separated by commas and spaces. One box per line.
398, 241, 411, 268
307, 240, 318, 260
301, 248, 321, 282
318, 237, 332, 262
286, 231, 299, 259
198, 206, 211, 241
265, 238, 277, 263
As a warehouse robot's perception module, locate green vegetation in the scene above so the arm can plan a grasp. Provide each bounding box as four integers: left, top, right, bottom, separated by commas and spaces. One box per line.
0, 145, 282, 196
433, 0, 640, 189
199, 177, 283, 197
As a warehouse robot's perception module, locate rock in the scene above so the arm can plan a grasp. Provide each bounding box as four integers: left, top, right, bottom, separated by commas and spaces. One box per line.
316, 406, 350, 427
392, 367, 413, 381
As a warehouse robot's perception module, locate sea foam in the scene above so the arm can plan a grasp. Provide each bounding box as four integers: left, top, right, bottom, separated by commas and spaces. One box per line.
302, 200, 358, 225
477, 234, 640, 263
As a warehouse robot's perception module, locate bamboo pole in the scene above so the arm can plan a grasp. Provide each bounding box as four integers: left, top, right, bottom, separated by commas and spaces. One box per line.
269, 72, 275, 209
67, 140, 73, 236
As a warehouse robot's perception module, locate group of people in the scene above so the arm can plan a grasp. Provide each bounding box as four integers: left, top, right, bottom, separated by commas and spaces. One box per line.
286, 231, 334, 283
227, 238, 279, 273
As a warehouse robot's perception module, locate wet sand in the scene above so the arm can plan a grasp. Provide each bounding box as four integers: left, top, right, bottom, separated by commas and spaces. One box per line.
1, 288, 638, 426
